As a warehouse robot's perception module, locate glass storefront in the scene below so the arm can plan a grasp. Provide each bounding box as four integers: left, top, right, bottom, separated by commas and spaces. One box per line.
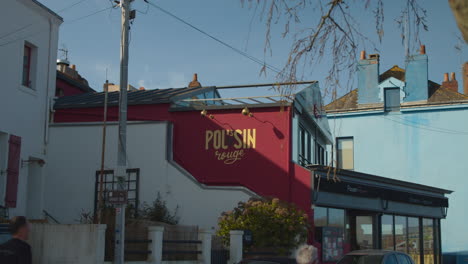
380, 214, 440, 264
314, 207, 442, 264
382, 214, 394, 250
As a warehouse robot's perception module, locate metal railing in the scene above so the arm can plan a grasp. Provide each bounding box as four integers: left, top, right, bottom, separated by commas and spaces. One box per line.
43, 210, 60, 224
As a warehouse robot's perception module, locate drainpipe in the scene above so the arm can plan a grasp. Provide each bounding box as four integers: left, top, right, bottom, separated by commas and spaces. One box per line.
43, 18, 54, 153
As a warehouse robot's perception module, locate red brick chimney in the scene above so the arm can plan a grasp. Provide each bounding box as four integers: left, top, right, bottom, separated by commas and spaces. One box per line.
188, 73, 202, 88
441, 72, 459, 93
464, 62, 468, 95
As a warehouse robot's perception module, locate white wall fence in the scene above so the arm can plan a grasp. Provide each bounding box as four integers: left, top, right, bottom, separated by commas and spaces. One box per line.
29, 224, 213, 264
29, 224, 106, 264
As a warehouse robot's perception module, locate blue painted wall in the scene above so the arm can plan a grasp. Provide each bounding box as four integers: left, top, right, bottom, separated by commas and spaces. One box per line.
328, 104, 468, 253
358, 58, 380, 104
404, 54, 429, 102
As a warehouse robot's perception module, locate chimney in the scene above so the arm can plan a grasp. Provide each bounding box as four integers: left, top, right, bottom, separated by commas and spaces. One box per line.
139, 87, 145, 91
404, 44, 428, 102
188, 73, 202, 88
420, 44, 426, 55
464, 62, 468, 95
442, 72, 459, 93
357, 51, 380, 105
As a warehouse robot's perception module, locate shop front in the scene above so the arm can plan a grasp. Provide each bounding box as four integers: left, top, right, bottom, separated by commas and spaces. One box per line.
309, 165, 450, 264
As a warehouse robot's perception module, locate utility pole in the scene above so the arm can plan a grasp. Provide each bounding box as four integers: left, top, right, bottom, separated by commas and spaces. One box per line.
97, 79, 109, 225
115, 0, 131, 263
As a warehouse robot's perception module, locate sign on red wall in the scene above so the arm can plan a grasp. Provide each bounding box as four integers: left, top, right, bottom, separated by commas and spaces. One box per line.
171, 107, 292, 200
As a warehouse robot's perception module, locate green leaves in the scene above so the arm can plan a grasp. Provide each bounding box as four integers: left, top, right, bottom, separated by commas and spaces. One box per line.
217, 198, 309, 254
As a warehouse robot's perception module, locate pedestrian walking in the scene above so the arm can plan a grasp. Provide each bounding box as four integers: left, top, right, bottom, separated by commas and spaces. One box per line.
0, 216, 32, 264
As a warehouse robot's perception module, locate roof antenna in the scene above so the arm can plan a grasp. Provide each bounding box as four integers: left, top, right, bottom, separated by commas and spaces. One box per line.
59, 45, 69, 61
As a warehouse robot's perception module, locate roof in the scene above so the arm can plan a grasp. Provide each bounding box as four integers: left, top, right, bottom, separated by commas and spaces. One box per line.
56, 71, 96, 93
54, 82, 320, 110
32, 0, 63, 21
54, 86, 211, 109
308, 165, 453, 195
326, 65, 468, 112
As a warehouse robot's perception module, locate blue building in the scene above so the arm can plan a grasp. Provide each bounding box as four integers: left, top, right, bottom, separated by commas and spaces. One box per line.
326, 46, 468, 259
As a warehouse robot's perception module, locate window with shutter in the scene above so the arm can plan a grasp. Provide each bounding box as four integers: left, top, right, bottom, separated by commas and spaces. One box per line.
5, 135, 21, 208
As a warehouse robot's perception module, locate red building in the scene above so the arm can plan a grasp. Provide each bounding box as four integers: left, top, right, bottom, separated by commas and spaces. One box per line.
46, 77, 449, 263
55, 60, 95, 97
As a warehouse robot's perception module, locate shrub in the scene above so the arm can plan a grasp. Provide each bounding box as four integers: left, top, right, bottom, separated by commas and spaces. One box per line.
217, 198, 309, 254
138, 193, 179, 225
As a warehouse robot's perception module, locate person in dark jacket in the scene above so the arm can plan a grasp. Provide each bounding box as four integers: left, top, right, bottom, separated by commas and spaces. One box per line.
0, 216, 32, 264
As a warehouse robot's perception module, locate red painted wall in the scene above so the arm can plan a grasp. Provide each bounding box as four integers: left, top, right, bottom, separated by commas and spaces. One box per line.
171, 107, 292, 201
56, 79, 89, 97
54, 104, 313, 212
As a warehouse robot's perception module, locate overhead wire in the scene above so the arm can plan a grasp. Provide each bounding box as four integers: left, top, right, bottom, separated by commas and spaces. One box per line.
56, 0, 89, 13
0, 6, 114, 47
0, 0, 91, 41
146, 1, 283, 75
0, 24, 32, 41
381, 115, 468, 135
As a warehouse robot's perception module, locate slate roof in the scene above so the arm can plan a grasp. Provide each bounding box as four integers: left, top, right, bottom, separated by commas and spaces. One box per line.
326, 65, 468, 112
56, 71, 96, 93
54, 86, 209, 109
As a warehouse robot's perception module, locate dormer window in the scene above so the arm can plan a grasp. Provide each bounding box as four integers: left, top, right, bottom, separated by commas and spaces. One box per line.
384, 88, 400, 112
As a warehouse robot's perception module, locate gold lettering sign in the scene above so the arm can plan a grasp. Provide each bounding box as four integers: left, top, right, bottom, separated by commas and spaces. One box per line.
205, 129, 256, 164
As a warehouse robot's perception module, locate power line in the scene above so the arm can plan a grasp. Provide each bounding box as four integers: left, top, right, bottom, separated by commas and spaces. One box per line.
146, 2, 283, 75
0, 6, 114, 47
66, 6, 114, 24
381, 116, 468, 135
390, 115, 468, 134
57, 0, 89, 13
0, 24, 32, 41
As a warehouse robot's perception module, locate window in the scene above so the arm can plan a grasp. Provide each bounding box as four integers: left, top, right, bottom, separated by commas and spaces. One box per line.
384, 88, 400, 112
423, 219, 434, 264
94, 168, 140, 217
395, 216, 408, 253
382, 215, 395, 250
314, 206, 328, 227
299, 126, 312, 166
337, 137, 354, 170
315, 144, 325, 165
22, 45, 33, 88
408, 217, 420, 264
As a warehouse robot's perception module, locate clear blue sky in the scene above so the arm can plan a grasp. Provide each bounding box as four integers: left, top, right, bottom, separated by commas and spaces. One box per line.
40, 0, 466, 100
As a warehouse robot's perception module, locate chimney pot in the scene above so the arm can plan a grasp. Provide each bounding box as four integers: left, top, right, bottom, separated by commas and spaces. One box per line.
444, 73, 449, 82
420, 45, 426, 55
71, 64, 76, 70
450, 72, 456, 81
360, 51, 366, 60
464, 62, 468, 95
188, 73, 202, 88
369, 54, 380, 61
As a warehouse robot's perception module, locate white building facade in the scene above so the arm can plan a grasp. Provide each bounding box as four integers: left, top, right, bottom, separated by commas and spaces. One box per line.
0, 0, 62, 219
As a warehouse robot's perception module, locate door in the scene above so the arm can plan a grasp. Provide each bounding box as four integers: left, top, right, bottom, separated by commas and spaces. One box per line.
347, 211, 378, 251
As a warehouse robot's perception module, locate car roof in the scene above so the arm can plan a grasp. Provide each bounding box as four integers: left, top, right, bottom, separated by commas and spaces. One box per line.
347, 250, 396, 256
242, 257, 297, 264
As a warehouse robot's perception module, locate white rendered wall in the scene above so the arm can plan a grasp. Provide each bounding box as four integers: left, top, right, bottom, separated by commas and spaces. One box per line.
44, 122, 251, 229
0, 0, 61, 218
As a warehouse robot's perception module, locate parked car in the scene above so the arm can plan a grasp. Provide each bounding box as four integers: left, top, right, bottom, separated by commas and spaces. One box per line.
240, 257, 297, 264
337, 250, 415, 264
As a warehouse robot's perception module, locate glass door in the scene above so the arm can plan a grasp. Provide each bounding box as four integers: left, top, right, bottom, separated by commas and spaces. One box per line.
347, 211, 378, 251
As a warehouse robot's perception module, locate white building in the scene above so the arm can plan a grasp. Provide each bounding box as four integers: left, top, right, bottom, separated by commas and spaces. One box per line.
0, 0, 62, 219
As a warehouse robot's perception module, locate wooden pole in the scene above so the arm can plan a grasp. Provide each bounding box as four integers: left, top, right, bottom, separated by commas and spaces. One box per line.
97, 80, 109, 224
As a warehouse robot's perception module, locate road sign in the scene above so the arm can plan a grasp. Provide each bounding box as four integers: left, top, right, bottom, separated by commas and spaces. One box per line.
108, 191, 128, 205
